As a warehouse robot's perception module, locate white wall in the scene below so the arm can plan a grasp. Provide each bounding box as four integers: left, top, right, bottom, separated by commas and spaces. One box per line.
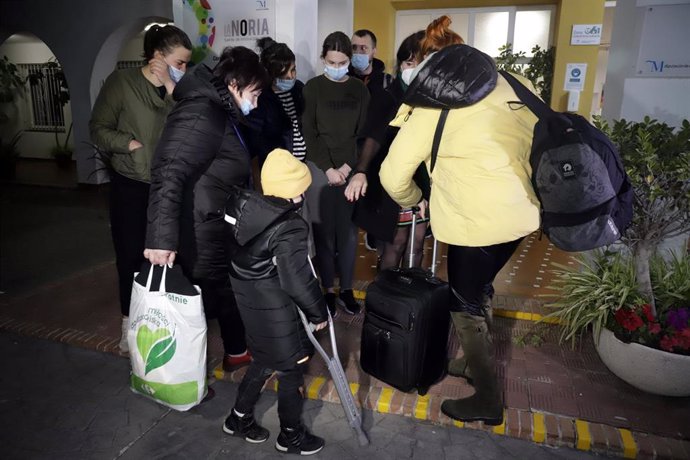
603, 0, 690, 127
0, 33, 74, 159
276, 0, 319, 82
317, 0, 354, 63
0, 0, 173, 183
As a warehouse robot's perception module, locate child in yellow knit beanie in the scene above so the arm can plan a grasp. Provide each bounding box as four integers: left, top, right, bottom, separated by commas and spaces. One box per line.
222, 148, 328, 455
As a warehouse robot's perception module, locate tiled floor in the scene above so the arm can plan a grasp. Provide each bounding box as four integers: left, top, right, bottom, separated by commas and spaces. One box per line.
2, 163, 689, 456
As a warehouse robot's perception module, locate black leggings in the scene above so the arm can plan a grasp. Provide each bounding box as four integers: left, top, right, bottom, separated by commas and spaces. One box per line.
234, 361, 305, 428
196, 278, 247, 356
109, 171, 149, 317
446, 238, 523, 316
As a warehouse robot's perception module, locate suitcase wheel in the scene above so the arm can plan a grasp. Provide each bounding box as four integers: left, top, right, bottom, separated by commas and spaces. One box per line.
418, 387, 429, 396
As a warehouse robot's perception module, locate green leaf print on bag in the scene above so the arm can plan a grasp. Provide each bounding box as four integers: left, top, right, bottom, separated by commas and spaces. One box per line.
136, 324, 177, 375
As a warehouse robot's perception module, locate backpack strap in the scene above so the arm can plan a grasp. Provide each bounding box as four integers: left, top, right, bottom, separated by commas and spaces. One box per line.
430, 108, 449, 173
498, 70, 554, 121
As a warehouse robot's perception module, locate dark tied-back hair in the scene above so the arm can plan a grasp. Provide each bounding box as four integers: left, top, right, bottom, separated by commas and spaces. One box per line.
396, 30, 425, 70
213, 46, 271, 91
321, 31, 352, 59
256, 37, 296, 80
353, 29, 377, 48
143, 24, 192, 60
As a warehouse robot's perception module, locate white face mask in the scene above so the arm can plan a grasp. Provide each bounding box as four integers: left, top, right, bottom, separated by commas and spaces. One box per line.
401, 67, 415, 86
324, 65, 349, 81
168, 65, 185, 83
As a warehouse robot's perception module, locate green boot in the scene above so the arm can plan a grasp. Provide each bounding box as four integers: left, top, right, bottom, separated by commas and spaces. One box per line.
447, 295, 492, 382
441, 312, 503, 426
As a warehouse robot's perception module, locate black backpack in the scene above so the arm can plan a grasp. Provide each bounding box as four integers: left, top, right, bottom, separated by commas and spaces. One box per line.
496, 71, 633, 252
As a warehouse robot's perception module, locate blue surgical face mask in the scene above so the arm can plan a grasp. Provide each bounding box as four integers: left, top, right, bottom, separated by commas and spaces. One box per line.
239, 97, 254, 116
168, 65, 185, 83
351, 53, 370, 72
324, 65, 348, 81
275, 78, 296, 92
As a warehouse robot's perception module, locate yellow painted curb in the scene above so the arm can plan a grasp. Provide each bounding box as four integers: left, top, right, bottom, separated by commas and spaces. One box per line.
493, 412, 506, 435
349, 382, 360, 397
213, 365, 224, 381
414, 395, 429, 420
378, 387, 394, 413
532, 413, 546, 443
306, 376, 326, 400
619, 428, 637, 459
575, 420, 591, 451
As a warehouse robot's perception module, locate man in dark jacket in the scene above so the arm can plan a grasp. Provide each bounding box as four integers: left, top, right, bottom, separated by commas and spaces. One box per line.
222, 149, 328, 456
349, 29, 393, 91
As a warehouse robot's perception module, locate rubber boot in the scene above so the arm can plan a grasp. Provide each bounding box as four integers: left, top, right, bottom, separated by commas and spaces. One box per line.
447, 294, 492, 382
441, 312, 503, 425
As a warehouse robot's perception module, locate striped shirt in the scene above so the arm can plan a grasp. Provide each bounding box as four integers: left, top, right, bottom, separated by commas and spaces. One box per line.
276, 90, 307, 161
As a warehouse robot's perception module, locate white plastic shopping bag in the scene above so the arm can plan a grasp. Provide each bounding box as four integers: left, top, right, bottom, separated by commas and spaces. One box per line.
127, 263, 208, 411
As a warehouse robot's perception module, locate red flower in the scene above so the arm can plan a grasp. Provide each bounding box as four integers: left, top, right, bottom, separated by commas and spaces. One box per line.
678, 329, 690, 350
660, 335, 678, 352
615, 308, 644, 332
641, 304, 655, 322
648, 322, 661, 334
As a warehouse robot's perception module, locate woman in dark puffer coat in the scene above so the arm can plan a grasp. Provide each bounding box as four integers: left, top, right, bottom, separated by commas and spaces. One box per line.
144, 46, 269, 371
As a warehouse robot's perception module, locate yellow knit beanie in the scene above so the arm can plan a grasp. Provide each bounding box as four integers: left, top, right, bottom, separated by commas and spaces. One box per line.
261, 148, 312, 199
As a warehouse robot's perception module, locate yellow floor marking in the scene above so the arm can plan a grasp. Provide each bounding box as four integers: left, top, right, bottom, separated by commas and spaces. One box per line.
274, 380, 279, 392
414, 395, 429, 420
532, 413, 546, 443
493, 412, 506, 435
619, 428, 637, 459
349, 382, 360, 396
377, 388, 394, 413
306, 376, 326, 399
213, 365, 224, 381
453, 420, 465, 428
575, 420, 591, 451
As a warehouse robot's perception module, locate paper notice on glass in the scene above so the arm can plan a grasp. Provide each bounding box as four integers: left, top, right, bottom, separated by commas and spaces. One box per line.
564, 63, 587, 91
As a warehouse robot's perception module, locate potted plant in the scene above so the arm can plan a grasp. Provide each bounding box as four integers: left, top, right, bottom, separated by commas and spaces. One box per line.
495, 44, 555, 104
544, 116, 690, 396
0, 131, 23, 180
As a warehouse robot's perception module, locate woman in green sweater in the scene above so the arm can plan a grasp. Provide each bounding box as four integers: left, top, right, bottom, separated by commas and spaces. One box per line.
302, 32, 370, 317
89, 25, 191, 353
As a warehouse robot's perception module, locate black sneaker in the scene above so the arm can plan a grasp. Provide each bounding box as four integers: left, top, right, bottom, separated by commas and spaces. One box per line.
325, 292, 338, 319
275, 425, 324, 455
338, 289, 361, 315
222, 410, 270, 444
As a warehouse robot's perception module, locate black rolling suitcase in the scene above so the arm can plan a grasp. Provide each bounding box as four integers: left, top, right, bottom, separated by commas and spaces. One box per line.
360, 212, 450, 395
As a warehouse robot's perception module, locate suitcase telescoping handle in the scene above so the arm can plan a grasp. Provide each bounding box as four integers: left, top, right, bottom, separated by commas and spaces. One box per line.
408, 206, 439, 275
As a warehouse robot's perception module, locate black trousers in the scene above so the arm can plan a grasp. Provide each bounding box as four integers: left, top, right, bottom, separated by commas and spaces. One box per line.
196, 278, 246, 355
234, 361, 305, 428
446, 238, 523, 316
109, 171, 149, 317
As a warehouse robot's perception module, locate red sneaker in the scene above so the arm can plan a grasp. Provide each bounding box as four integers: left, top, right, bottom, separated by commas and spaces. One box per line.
223, 351, 252, 372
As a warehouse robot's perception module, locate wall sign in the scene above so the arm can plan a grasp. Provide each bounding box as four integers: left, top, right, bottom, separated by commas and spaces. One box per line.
173, 0, 276, 65
636, 4, 690, 77
564, 63, 587, 91
570, 24, 602, 45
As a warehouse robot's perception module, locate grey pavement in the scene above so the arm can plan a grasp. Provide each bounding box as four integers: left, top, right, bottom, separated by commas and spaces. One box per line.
0, 333, 600, 460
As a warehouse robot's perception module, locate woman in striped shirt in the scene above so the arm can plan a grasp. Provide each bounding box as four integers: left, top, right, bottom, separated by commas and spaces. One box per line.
244, 38, 307, 164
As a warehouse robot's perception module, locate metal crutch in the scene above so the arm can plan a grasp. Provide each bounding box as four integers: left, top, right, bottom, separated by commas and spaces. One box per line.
297, 309, 370, 447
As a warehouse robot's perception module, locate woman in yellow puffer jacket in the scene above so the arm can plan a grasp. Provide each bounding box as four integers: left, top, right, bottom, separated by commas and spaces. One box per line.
380, 16, 540, 426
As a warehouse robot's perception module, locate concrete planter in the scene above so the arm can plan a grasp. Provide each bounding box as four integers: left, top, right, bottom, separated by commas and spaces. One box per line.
595, 327, 690, 397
